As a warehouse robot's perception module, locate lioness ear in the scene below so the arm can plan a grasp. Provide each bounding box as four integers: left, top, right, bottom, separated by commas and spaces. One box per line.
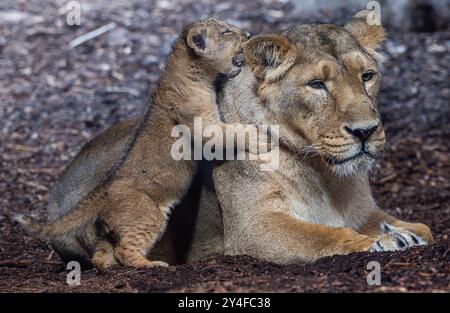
344, 10, 386, 52
243, 34, 296, 81
186, 25, 215, 56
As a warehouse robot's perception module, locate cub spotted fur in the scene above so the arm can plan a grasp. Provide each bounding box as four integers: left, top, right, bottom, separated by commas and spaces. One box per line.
15, 18, 252, 269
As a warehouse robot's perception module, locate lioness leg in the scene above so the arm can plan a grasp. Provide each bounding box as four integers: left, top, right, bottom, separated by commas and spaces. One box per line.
228, 211, 379, 264
104, 187, 169, 268
358, 210, 433, 248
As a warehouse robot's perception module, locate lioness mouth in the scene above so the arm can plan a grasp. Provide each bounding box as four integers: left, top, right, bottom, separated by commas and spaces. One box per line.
232, 52, 244, 68
327, 151, 373, 165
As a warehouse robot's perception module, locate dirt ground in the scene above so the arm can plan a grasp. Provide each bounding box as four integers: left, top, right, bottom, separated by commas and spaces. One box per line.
0, 0, 449, 292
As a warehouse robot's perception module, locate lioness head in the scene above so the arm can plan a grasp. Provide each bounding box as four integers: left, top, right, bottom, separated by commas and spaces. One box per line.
184, 18, 251, 78
243, 11, 387, 176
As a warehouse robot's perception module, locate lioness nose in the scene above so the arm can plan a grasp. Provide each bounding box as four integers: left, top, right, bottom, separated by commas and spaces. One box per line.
344, 124, 378, 142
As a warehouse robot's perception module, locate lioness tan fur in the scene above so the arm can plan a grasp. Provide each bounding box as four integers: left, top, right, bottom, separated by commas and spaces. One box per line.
15, 18, 252, 269
205, 11, 433, 264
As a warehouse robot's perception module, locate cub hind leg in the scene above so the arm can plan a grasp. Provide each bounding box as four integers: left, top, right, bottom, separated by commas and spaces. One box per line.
104, 186, 170, 268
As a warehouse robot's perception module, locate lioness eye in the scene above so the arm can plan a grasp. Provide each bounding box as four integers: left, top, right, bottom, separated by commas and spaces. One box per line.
362, 72, 374, 82
307, 80, 327, 90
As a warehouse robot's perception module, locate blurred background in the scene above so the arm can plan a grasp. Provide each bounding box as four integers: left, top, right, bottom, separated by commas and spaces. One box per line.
0, 0, 448, 292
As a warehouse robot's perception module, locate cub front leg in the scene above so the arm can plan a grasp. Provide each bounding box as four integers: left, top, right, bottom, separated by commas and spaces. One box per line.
202, 122, 272, 155
359, 210, 433, 252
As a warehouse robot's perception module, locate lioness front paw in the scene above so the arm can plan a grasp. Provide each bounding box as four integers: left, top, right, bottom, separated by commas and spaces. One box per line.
370, 222, 427, 252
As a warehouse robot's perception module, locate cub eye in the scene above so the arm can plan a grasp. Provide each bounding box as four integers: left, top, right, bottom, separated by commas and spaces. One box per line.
362, 72, 375, 82
307, 80, 327, 90
221, 29, 233, 35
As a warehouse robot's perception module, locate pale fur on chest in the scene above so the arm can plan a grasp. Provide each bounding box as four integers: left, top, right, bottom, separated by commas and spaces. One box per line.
275, 152, 374, 230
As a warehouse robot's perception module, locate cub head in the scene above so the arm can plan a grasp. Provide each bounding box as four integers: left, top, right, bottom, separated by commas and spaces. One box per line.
184, 18, 250, 78
243, 11, 387, 176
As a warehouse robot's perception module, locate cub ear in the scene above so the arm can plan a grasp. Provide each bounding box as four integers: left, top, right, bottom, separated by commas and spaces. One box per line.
186, 25, 214, 56
243, 34, 296, 81
344, 10, 386, 52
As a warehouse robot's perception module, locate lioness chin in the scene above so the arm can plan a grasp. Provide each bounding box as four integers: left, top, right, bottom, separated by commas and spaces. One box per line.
206, 10, 433, 264
15, 18, 253, 269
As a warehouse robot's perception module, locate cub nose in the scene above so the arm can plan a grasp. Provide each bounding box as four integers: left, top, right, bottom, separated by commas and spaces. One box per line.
344, 124, 378, 142
243, 31, 251, 39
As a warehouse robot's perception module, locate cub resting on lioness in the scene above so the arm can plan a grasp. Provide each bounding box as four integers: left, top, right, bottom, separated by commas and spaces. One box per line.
205, 11, 433, 264
15, 18, 254, 268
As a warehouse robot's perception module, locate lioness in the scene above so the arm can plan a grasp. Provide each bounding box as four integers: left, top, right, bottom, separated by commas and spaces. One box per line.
15, 18, 252, 268
206, 11, 433, 264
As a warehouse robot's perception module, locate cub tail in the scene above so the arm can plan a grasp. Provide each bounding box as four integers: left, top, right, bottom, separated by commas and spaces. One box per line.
13, 204, 100, 239
13, 214, 44, 235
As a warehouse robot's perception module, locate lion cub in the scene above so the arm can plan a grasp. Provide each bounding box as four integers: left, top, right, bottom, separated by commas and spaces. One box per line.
16, 18, 251, 268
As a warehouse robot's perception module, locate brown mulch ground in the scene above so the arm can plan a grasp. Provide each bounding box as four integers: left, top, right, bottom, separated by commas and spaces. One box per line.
0, 0, 449, 292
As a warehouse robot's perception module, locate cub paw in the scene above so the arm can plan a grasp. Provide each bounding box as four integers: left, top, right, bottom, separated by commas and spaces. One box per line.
370, 222, 427, 252
147, 261, 169, 268
92, 252, 117, 270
